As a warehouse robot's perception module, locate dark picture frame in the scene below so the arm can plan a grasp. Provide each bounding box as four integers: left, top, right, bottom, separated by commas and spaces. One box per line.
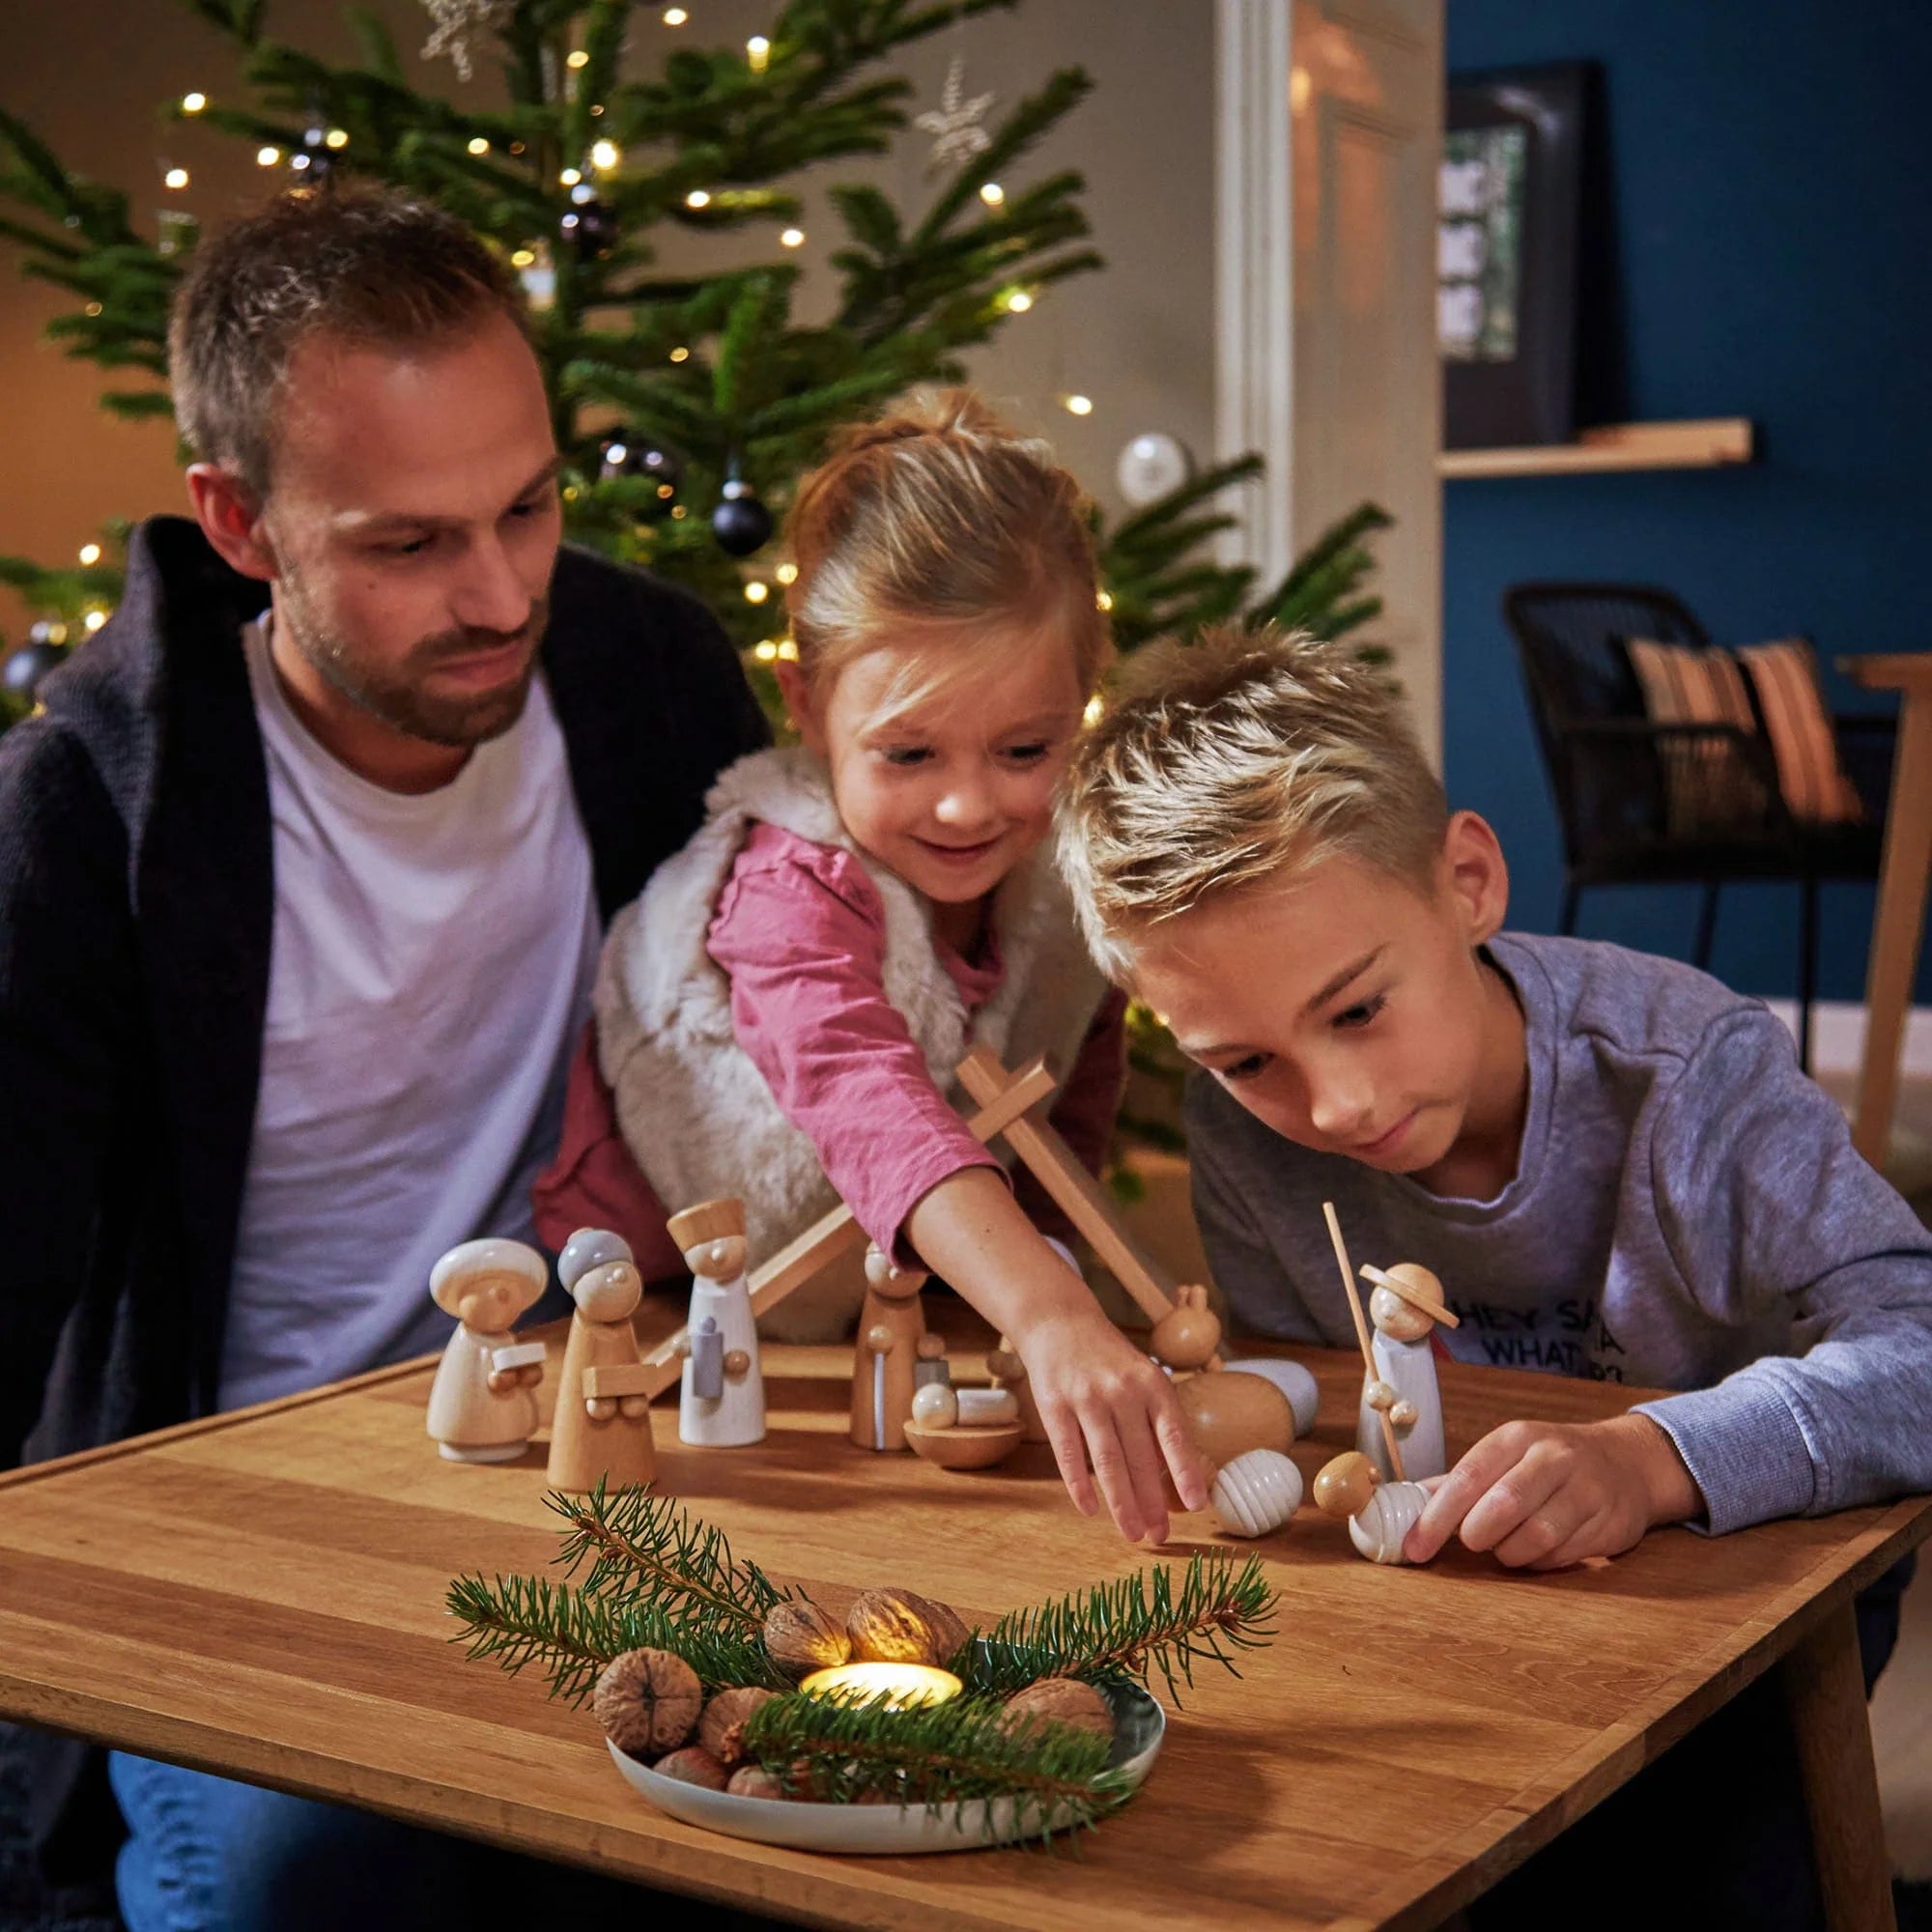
1440, 62, 1590, 450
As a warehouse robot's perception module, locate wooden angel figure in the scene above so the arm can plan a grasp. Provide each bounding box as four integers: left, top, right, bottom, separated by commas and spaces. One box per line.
425, 1237, 549, 1463
850, 1243, 927, 1452
667, 1198, 764, 1448
1314, 1451, 1432, 1565
1354, 1262, 1458, 1483
548, 1227, 657, 1492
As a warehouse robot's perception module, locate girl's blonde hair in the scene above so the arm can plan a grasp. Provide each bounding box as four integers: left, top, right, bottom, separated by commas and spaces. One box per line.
784, 387, 1111, 708
1057, 624, 1448, 980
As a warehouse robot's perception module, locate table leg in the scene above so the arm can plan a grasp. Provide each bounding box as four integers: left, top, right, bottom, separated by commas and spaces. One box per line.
1778, 1600, 1896, 1932
1854, 692, 1932, 1164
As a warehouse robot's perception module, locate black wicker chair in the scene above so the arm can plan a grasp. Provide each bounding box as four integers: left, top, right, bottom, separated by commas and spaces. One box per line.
1502, 583, 1895, 1071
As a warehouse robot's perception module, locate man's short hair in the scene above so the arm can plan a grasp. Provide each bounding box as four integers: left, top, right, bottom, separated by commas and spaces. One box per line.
1056, 623, 1448, 980
167, 185, 529, 499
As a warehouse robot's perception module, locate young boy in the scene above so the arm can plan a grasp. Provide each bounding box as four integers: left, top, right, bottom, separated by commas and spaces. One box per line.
1056, 622, 1932, 1923
1057, 622, 1932, 1563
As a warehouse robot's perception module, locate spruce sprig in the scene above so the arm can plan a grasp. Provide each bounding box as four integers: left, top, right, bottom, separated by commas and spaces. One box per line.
445, 1571, 784, 1704
963, 1555, 1277, 1703
546, 1481, 790, 1632
742, 1691, 1128, 1844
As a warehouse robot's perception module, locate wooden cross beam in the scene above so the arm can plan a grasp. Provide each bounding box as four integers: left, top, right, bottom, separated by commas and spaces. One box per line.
953, 1044, 1181, 1328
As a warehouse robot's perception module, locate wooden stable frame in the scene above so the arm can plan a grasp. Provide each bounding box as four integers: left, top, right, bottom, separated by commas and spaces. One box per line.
629, 1050, 1184, 1403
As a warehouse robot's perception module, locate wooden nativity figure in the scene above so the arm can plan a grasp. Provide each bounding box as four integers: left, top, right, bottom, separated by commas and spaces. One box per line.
1354, 1262, 1459, 1483
851, 1243, 928, 1452
548, 1227, 657, 1492
667, 1198, 765, 1447
425, 1237, 549, 1463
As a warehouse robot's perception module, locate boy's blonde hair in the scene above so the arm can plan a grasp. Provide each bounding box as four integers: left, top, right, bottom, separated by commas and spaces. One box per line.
784, 387, 1110, 708
1057, 624, 1448, 980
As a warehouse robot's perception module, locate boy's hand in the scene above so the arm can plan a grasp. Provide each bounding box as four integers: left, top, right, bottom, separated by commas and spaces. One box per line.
1405, 1413, 1700, 1569
1018, 1311, 1211, 1545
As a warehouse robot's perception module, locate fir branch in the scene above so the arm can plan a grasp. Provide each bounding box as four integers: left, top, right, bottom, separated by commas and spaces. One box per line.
963, 1554, 1277, 1704
546, 1482, 790, 1631
445, 1570, 784, 1705
743, 1690, 1127, 1843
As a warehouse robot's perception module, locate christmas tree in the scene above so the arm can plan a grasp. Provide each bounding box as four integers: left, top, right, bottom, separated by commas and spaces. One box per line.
0, 0, 1386, 733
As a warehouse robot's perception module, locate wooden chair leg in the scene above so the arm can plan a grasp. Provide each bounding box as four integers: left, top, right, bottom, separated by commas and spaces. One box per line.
1694, 880, 1719, 971
1799, 873, 1820, 1076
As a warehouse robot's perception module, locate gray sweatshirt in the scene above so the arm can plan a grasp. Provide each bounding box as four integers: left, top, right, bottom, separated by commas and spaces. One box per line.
1185, 931, 1932, 1534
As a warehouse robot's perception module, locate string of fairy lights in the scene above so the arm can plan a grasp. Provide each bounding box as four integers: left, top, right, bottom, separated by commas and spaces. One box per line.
15, 4, 1113, 684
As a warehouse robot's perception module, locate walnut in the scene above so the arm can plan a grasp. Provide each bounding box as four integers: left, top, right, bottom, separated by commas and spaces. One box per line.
763, 1599, 851, 1678
1002, 1677, 1113, 1738
698, 1687, 777, 1767
652, 1746, 728, 1789
845, 1588, 970, 1668
592, 1647, 702, 1757
726, 1764, 790, 1800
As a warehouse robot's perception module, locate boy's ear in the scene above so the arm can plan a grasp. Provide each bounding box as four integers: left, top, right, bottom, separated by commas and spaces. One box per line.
185, 465, 277, 583
772, 659, 826, 754
1440, 810, 1510, 946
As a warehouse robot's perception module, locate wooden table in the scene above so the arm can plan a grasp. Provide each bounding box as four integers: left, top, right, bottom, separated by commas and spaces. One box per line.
0, 1307, 1922, 1932
1841, 652, 1932, 1163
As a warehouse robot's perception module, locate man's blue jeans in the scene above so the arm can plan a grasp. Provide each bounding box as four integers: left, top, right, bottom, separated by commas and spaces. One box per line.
104, 1749, 789, 1932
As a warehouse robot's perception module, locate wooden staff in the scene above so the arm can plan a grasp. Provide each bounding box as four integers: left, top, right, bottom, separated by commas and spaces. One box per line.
1321, 1199, 1406, 1482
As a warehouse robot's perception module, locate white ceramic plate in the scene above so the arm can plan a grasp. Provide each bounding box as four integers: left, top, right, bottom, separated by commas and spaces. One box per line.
606, 1680, 1164, 1854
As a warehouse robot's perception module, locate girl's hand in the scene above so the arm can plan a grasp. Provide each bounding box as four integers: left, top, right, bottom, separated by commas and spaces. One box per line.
1404, 1413, 1700, 1569
1017, 1309, 1211, 1544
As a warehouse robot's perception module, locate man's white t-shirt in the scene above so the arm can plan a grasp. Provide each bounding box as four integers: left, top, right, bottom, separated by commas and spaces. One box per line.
221, 616, 599, 1407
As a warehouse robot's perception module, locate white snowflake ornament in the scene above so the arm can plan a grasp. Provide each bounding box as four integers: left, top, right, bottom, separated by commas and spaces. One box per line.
420, 0, 512, 83
916, 55, 995, 175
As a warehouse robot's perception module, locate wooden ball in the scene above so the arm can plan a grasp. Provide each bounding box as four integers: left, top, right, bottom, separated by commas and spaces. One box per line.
1173, 1368, 1295, 1473
1313, 1451, 1378, 1520
910, 1382, 958, 1429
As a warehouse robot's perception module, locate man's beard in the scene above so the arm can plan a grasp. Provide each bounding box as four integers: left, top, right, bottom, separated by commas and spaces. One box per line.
279, 574, 549, 751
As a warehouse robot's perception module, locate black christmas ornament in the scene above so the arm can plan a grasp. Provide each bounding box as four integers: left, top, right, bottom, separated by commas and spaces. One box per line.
3, 623, 71, 701
711, 475, 773, 557
559, 181, 617, 260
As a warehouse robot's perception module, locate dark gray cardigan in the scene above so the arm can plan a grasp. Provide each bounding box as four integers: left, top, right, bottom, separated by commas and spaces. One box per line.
0, 515, 767, 1879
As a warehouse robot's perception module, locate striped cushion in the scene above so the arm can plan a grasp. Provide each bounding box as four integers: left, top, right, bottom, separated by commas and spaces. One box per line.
1625, 639, 1771, 837
1736, 639, 1864, 825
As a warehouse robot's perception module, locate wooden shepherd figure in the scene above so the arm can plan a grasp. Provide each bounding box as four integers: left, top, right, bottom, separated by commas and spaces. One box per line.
1355, 1263, 1458, 1483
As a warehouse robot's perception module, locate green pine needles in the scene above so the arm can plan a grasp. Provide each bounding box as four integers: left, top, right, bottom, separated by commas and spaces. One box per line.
963, 1552, 1278, 1701
447, 1482, 792, 1700
742, 1690, 1128, 1844
549, 1477, 790, 1629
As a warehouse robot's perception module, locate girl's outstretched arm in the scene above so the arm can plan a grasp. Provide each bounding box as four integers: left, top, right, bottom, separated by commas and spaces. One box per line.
907, 1167, 1210, 1542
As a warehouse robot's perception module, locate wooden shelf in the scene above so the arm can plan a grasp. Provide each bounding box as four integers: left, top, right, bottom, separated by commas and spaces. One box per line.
1438, 416, 1754, 480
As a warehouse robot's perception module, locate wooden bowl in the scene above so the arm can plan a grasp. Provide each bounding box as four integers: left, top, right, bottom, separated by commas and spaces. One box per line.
902, 1417, 1024, 1470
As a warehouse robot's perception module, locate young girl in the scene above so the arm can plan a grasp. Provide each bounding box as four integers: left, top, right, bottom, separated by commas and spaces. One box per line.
536, 388, 1206, 1543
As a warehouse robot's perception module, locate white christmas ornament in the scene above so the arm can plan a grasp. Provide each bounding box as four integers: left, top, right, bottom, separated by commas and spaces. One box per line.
916, 56, 995, 174
1209, 1448, 1304, 1538
1116, 432, 1192, 506
420, 0, 512, 83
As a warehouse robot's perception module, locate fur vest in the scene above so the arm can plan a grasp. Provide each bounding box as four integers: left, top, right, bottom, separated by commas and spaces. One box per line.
595, 746, 1107, 1340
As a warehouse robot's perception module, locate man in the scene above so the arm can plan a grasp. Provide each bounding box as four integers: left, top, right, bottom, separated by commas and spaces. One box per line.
0, 186, 766, 1926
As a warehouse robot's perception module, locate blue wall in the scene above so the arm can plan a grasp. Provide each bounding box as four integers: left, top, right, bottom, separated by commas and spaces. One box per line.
1444, 1, 1932, 1004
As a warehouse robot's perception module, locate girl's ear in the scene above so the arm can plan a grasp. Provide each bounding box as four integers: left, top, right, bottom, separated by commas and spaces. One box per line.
1440, 810, 1511, 946
773, 659, 826, 754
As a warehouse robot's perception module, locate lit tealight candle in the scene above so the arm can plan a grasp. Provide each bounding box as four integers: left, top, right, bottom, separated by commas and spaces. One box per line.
799, 1662, 961, 1711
